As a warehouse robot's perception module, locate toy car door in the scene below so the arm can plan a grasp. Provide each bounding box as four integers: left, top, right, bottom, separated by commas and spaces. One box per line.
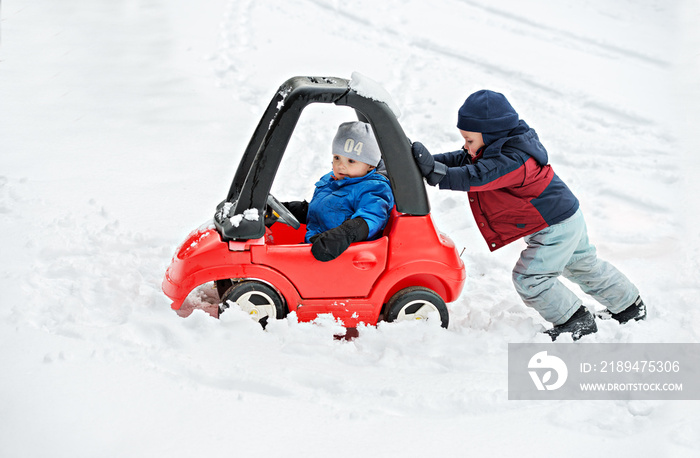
250, 236, 388, 299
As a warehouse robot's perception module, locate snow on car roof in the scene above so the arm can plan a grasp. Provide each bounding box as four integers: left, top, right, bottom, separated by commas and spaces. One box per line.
349, 71, 402, 119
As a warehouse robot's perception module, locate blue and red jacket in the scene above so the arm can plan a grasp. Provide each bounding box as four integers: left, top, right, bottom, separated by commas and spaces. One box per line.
434, 120, 579, 251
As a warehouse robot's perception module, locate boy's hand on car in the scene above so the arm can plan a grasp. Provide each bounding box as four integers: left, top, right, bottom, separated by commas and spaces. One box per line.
412, 142, 436, 175
411, 142, 447, 186
310, 217, 370, 262
266, 200, 308, 227
282, 200, 309, 224
263, 207, 279, 227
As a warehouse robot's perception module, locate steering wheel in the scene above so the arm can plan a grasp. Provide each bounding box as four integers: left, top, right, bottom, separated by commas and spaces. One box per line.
266, 194, 301, 230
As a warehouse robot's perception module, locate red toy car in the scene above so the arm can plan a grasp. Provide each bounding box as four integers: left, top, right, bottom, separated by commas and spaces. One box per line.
162, 76, 466, 328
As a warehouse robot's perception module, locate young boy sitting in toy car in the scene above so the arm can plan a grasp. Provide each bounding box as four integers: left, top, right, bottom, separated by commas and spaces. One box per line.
268, 121, 395, 262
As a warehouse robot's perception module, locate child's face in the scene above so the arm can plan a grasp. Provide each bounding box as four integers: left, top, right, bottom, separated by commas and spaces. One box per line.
332, 155, 374, 180
459, 130, 485, 158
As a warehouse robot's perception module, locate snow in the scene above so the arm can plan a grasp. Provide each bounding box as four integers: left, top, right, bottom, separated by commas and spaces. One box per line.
2, 0, 700, 457
243, 208, 259, 221
350, 71, 402, 118
229, 209, 259, 227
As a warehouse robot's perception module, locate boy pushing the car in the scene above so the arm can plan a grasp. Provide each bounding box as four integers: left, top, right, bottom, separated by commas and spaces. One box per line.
411, 89, 645, 340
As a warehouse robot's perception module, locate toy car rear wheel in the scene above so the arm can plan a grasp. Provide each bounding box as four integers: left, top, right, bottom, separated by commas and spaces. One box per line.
385, 286, 449, 328
219, 281, 286, 328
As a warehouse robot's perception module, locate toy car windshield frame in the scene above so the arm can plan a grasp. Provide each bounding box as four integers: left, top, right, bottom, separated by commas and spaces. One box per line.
214, 76, 430, 241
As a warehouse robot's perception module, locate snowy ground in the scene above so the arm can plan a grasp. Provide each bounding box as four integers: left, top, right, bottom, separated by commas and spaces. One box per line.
2, 0, 700, 456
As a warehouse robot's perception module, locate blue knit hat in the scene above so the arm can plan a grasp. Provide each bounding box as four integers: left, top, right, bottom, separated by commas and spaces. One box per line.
457, 90, 519, 133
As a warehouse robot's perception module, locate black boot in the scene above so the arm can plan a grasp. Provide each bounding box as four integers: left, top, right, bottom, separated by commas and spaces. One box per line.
545, 306, 598, 341
610, 296, 646, 324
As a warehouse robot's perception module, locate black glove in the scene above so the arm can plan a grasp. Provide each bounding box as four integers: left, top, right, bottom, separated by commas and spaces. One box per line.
264, 207, 279, 227
412, 142, 435, 176
411, 142, 447, 186
282, 200, 308, 225
310, 217, 370, 262
265, 200, 308, 227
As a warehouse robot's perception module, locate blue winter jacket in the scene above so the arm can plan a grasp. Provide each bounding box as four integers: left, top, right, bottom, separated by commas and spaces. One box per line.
305, 170, 395, 243
434, 120, 579, 251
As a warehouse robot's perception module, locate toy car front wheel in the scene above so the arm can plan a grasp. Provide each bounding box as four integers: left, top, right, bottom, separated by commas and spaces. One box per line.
219, 281, 286, 328
385, 286, 449, 328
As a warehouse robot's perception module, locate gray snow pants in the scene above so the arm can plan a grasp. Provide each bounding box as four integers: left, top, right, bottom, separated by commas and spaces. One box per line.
512, 208, 639, 325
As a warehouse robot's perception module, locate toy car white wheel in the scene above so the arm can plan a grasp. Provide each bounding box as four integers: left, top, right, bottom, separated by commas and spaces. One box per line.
220, 281, 286, 328
385, 286, 449, 328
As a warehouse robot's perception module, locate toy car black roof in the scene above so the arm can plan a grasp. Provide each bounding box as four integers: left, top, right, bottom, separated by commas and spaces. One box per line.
215, 76, 430, 241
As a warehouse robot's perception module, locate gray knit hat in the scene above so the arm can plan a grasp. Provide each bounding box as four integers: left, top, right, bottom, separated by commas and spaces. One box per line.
332, 121, 381, 167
